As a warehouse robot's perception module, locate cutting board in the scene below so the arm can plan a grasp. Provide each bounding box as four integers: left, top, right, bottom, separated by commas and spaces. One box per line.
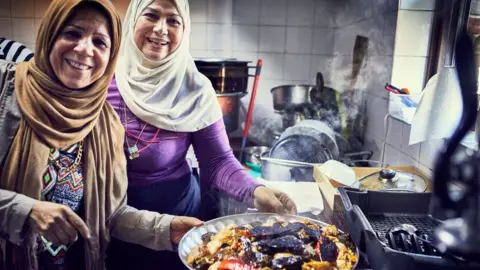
313, 165, 432, 212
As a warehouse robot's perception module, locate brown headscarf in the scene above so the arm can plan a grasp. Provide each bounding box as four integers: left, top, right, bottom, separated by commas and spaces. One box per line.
0, 0, 126, 269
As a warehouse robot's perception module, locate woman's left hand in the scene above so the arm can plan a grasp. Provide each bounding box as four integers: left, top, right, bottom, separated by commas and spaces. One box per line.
253, 186, 297, 215
170, 216, 204, 244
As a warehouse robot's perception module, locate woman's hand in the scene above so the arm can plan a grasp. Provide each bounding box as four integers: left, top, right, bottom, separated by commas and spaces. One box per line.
170, 216, 204, 244
28, 201, 91, 246
253, 186, 297, 215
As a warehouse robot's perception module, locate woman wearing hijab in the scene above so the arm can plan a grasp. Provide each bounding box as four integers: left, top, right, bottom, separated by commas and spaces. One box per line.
106, 0, 297, 268
0, 1, 190, 269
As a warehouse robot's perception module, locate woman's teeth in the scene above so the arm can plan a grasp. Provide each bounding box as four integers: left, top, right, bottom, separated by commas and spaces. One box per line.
66, 59, 90, 70
148, 38, 168, 46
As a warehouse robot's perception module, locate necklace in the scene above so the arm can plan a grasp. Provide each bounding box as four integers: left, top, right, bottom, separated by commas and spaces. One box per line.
49, 141, 84, 173
123, 102, 160, 160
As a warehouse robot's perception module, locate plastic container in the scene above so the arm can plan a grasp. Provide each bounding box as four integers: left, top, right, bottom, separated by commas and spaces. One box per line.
388, 93, 422, 123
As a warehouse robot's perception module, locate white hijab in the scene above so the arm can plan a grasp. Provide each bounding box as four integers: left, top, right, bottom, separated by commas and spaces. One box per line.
115, 0, 222, 132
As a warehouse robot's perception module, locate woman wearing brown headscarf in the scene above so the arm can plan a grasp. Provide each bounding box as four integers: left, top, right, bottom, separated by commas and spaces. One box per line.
0, 1, 181, 269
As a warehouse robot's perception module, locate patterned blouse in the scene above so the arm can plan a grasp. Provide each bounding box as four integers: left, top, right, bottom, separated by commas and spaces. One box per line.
37, 143, 85, 270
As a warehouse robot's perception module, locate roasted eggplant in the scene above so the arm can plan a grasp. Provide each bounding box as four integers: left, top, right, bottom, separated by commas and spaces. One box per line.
255, 235, 305, 255
186, 219, 356, 270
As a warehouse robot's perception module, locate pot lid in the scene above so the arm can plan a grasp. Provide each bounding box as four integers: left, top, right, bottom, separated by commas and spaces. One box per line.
358, 168, 427, 192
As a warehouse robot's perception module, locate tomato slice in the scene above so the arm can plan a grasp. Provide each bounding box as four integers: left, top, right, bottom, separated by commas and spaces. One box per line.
315, 241, 322, 261
218, 259, 252, 270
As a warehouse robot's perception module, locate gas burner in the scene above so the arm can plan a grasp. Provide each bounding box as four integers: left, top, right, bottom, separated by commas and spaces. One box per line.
386, 224, 441, 256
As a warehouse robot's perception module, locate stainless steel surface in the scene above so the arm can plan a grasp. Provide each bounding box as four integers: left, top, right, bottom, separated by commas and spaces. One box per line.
178, 212, 360, 269
269, 134, 333, 164
260, 153, 316, 182
271, 84, 317, 111
279, 120, 340, 160
282, 111, 306, 129
195, 58, 253, 93
237, 146, 270, 165
261, 156, 315, 167
216, 92, 247, 133
272, 133, 281, 146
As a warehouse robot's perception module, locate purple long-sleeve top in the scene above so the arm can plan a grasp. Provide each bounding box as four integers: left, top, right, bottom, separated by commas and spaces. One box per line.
107, 79, 262, 203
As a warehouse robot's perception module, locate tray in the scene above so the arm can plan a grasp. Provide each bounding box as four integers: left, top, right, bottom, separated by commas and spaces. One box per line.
338, 187, 480, 269
178, 212, 360, 269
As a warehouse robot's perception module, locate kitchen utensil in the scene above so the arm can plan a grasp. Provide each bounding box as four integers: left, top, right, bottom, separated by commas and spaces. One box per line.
385, 83, 409, 95
260, 154, 316, 182
281, 109, 306, 129
270, 84, 317, 111
348, 36, 369, 93
269, 134, 334, 164
312, 72, 339, 107
178, 212, 360, 270
216, 92, 247, 133
343, 36, 368, 139
338, 151, 375, 167
318, 160, 359, 188
432, 27, 480, 260
236, 146, 269, 166
316, 71, 324, 91
279, 119, 340, 160
261, 156, 315, 167
384, 83, 401, 94
358, 168, 428, 192
239, 59, 262, 163
194, 58, 256, 93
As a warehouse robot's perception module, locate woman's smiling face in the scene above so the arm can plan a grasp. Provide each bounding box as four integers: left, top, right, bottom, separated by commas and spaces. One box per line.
49, 5, 112, 90
133, 0, 184, 61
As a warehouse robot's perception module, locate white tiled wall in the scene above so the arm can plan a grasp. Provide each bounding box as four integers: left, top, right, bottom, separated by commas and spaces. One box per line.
189, 0, 337, 104
0, 0, 52, 51
369, 0, 445, 178
0, 0, 444, 175
399, 0, 436, 11
188, 0, 341, 140
391, 8, 433, 94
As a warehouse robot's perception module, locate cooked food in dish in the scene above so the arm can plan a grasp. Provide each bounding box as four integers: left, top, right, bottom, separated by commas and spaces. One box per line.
186, 219, 357, 270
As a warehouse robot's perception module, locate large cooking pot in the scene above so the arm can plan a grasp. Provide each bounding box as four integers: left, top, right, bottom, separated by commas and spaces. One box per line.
260, 153, 315, 182
234, 146, 270, 166
194, 58, 254, 93
271, 84, 318, 111
217, 92, 247, 133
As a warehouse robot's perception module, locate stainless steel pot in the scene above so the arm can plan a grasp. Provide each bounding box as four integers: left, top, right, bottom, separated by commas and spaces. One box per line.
271, 84, 317, 111
237, 146, 270, 165
282, 111, 306, 129
260, 154, 316, 182
217, 92, 247, 133
194, 58, 254, 93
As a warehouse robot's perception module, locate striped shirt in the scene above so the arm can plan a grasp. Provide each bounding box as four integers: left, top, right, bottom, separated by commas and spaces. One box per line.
0, 38, 34, 63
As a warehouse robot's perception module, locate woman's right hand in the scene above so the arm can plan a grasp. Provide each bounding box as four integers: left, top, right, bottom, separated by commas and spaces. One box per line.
28, 201, 91, 246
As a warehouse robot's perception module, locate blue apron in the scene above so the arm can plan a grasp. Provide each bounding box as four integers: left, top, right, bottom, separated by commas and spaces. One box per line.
106, 173, 202, 270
